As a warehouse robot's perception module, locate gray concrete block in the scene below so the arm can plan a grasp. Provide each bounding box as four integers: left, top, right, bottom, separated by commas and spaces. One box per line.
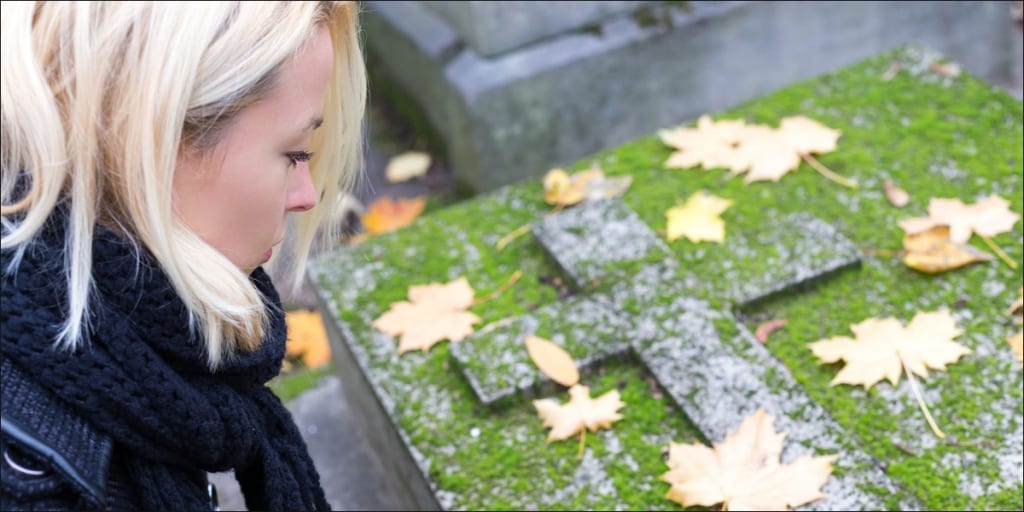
531, 199, 672, 291
363, 1, 1021, 193
422, 1, 651, 57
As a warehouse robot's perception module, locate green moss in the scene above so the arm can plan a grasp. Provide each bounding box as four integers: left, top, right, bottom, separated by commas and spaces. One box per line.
314, 46, 1023, 509
270, 363, 333, 403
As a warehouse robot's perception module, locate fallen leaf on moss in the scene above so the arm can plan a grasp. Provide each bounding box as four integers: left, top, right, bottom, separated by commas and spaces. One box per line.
899, 195, 1020, 244
533, 384, 624, 441
372, 277, 480, 354
884, 180, 910, 207
361, 196, 427, 236
285, 310, 332, 369
385, 151, 431, 183
1008, 332, 1024, 365
902, 225, 992, 273
659, 115, 851, 186
1009, 288, 1023, 365
1007, 288, 1023, 317
524, 335, 580, 387
808, 309, 969, 389
661, 408, 836, 510
754, 319, 787, 343
665, 191, 733, 243
542, 168, 631, 206
659, 115, 748, 171
929, 61, 961, 78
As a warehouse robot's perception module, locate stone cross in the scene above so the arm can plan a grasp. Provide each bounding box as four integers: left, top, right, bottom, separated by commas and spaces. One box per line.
449, 199, 918, 509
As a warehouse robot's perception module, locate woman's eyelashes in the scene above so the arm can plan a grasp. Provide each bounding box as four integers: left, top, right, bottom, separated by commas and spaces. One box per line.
285, 151, 313, 167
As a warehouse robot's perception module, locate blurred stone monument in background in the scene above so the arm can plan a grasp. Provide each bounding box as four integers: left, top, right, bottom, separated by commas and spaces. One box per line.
362, 1, 1022, 193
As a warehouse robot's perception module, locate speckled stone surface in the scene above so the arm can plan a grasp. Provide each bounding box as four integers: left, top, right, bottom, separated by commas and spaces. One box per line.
307, 45, 1023, 510
451, 199, 906, 509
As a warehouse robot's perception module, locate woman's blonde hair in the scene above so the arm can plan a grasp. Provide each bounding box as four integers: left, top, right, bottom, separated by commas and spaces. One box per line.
1, 1, 366, 367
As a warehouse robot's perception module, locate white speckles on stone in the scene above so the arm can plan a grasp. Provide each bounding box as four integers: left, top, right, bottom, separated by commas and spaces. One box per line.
982, 280, 1007, 298
929, 159, 967, 181
539, 450, 618, 506
603, 430, 622, 455
436, 490, 459, 510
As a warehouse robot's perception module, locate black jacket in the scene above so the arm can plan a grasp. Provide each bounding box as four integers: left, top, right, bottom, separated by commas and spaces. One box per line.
1, 357, 218, 511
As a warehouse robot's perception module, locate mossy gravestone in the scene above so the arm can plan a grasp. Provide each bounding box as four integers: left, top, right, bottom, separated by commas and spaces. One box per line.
309, 46, 1023, 510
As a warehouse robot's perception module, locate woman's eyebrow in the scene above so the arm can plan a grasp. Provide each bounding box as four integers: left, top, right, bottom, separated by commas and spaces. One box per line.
307, 116, 323, 130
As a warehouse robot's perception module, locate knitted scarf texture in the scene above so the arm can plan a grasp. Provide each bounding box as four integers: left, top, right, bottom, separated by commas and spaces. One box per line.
1, 214, 330, 511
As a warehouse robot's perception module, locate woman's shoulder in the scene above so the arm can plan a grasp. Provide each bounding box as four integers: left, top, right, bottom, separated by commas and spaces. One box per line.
0, 358, 113, 510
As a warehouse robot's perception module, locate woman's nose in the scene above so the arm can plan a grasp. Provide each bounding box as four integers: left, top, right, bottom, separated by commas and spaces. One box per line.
286, 163, 318, 212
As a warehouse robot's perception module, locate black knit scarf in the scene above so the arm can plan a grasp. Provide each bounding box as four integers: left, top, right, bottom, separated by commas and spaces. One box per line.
0, 214, 329, 511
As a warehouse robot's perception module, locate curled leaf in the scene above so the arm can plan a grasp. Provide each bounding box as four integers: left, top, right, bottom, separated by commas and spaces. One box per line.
542, 168, 631, 206
884, 180, 910, 207
902, 225, 991, 274
754, 319, 787, 343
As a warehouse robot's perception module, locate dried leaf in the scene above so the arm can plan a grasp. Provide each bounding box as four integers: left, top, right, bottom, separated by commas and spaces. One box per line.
1007, 288, 1023, 317
533, 384, 624, 441
661, 115, 842, 184
285, 310, 332, 368
524, 336, 580, 387
542, 168, 631, 206
361, 196, 426, 235
661, 408, 836, 510
901, 225, 992, 273
776, 115, 842, 155
929, 61, 961, 78
884, 180, 910, 207
808, 309, 970, 389
665, 191, 733, 243
754, 319, 787, 343
899, 195, 1020, 243
372, 277, 481, 354
1008, 332, 1023, 365
1009, 289, 1023, 365
736, 130, 803, 182
385, 151, 431, 183
659, 115, 748, 171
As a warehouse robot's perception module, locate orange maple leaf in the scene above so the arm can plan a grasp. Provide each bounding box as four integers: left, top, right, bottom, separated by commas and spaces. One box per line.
360, 196, 426, 235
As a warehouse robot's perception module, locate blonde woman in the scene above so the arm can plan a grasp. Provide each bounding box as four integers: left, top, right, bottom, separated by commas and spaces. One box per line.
1, 2, 365, 510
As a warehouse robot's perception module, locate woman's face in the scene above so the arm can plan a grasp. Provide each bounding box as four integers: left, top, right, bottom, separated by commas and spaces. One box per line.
173, 26, 334, 273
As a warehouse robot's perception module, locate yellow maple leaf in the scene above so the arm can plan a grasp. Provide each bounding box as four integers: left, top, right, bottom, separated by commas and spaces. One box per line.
360, 196, 427, 236
524, 335, 580, 387
901, 225, 992, 273
533, 384, 624, 441
661, 408, 837, 511
665, 191, 733, 243
899, 195, 1020, 244
284, 310, 332, 369
372, 277, 481, 354
808, 310, 970, 389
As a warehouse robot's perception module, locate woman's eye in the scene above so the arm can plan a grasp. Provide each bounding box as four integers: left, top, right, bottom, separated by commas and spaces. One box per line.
286, 151, 314, 167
